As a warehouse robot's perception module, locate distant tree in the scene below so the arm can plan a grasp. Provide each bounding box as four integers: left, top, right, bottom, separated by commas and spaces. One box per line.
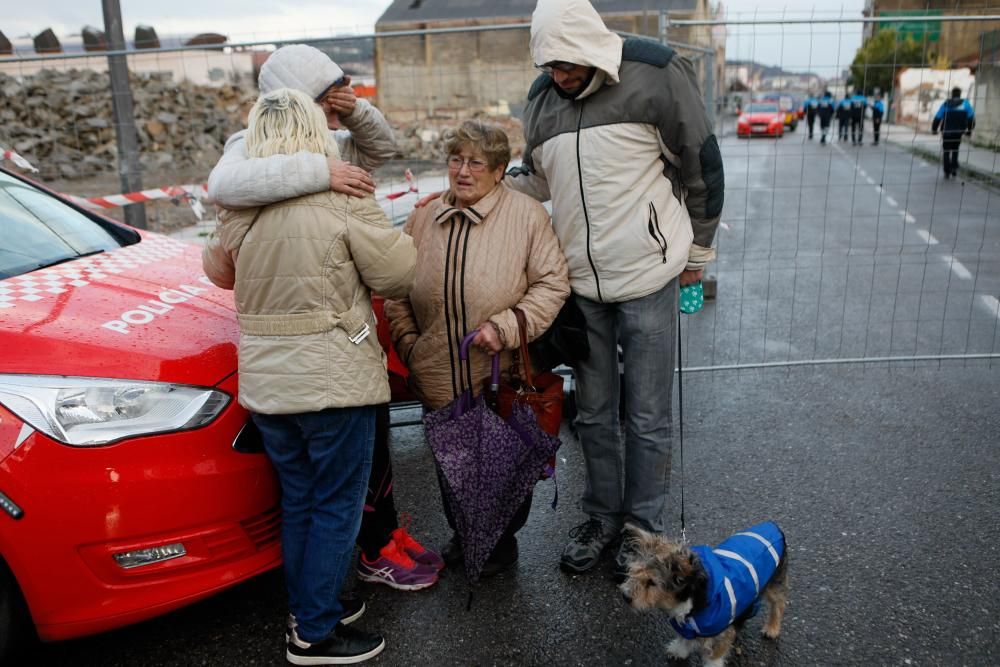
850, 29, 927, 95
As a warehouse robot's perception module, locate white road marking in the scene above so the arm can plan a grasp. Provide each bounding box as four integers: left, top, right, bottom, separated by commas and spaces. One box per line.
829, 141, 993, 316
942, 256, 973, 281
979, 294, 1000, 320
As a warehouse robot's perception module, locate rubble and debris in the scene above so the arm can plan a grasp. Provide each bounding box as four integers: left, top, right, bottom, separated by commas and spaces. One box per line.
0, 66, 526, 232
0, 69, 254, 182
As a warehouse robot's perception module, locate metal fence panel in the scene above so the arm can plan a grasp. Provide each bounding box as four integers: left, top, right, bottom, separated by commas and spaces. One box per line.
1, 16, 998, 370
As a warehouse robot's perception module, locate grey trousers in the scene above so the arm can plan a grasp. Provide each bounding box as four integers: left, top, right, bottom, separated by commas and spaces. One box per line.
573, 279, 677, 533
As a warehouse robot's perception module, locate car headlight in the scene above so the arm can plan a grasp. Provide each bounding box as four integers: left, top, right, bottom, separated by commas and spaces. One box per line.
0, 375, 230, 446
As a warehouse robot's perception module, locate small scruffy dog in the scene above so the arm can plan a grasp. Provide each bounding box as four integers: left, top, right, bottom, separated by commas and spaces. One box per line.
619, 522, 788, 667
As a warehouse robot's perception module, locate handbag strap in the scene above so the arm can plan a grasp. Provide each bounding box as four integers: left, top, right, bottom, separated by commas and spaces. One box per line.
513, 308, 536, 390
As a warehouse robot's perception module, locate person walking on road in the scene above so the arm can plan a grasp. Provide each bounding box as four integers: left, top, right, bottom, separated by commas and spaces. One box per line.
871, 93, 885, 146
850, 88, 867, 146
803, 94, 819, 140
837, 94, 851, 142
932, 87, 975, 179
207, 44, 444, 595
202, 87, 417, 665
817, 90, 835, 144
506, 0, 722, 581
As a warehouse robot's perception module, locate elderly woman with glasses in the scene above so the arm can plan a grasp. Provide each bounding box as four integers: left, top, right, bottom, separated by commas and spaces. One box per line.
384, 119, 570, 576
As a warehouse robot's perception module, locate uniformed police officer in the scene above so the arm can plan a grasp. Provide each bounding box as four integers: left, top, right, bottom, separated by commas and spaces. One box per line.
850, 88, 867, 146
931, 87, 975, 179
817, 90, 835, 145
803, 94, 819, 140
871, 93, 886, 146
837, 94, 851, 142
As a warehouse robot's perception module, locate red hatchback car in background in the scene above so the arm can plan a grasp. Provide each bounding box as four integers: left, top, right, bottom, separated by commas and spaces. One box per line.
736, 102, 786, 138
0, 167, 281, 660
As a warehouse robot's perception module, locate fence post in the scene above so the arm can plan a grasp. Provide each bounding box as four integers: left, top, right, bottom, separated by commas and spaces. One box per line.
705, 49, 716, 129
102, 0, 147, 229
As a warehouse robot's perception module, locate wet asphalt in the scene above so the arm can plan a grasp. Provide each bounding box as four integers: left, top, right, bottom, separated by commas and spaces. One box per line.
30, 123, 1000, 666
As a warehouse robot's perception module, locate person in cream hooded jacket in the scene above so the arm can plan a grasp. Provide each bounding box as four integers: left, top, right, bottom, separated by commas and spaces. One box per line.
504, 0, 724, 578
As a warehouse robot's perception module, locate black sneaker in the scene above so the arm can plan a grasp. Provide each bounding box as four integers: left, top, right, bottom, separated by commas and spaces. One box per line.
481, 538, 518, 578
441, 532, 463, 567
560, 518, 617, 573
613, 534, 639, 583
287, 623, 385, 665
285, 598, 366, 642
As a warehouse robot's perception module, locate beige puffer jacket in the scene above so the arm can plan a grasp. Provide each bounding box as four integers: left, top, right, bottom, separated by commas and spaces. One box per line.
203, 192, 416, 414
384, 184, 570, 410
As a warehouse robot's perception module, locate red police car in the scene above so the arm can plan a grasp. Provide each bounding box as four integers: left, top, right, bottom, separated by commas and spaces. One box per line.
0, 166, 281, 659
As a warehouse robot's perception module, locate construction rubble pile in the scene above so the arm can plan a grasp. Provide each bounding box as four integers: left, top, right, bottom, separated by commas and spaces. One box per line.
1, 68, 527, 232
393, 114, 526, 162
0, 69, 252, 181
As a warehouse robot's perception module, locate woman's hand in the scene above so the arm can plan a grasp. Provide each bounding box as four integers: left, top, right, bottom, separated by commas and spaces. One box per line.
328, 158, 376, 197
472, 322, 503, 354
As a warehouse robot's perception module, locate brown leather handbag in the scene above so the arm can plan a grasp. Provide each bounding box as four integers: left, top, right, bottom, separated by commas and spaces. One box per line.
495, 309, 565, 438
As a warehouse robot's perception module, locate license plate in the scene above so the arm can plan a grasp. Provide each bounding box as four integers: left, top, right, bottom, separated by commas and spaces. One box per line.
752, 124, 766, 131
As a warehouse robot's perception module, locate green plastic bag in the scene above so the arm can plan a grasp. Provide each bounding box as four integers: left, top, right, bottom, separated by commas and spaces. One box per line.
679, 281, 704, 315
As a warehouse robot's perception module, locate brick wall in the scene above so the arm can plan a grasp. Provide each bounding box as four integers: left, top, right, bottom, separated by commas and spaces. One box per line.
374, 14, 691, 121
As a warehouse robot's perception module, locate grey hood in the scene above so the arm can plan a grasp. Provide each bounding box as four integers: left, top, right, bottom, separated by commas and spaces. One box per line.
530, 0, 623, 88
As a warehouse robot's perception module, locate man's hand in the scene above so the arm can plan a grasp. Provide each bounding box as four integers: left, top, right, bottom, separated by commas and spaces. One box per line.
679, 268, 703, 287
320, 76, 356, 129
328, 158, 375, 197
414, 191, 444, 208
473, 322, 503, 354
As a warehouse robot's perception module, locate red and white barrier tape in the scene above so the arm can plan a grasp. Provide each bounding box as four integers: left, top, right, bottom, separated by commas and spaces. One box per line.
380, 168, 418, 201
1, 148, 39, 173
64, 184, 208, 220
3, 150, 418, 222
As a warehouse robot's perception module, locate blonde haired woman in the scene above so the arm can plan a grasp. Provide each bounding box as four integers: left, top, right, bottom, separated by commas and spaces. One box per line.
203, 87, 416, 665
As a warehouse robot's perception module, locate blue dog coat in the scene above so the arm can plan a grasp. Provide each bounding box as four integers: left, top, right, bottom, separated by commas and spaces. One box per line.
669, 522, 785, 639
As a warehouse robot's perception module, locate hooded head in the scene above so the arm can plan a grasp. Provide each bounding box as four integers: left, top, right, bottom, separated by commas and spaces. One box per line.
530, 0, 623, 96
952, 87, 962, 99
245, 87, 339, 160
258, 44, 345, 101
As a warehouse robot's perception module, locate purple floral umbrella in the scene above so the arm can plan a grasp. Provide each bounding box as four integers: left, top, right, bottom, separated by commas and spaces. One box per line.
424, 330, 561, 582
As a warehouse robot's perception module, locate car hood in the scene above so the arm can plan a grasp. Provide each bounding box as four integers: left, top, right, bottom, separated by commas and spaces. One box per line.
0, 233, 239, 387
743, 113, 781, 123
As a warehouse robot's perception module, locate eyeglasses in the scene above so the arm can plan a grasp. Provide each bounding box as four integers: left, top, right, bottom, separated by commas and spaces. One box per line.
533, 61, 578, 75
447, 155, 489, 173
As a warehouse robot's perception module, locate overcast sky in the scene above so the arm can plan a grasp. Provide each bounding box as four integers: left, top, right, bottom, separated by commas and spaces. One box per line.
5, 1, 865, 73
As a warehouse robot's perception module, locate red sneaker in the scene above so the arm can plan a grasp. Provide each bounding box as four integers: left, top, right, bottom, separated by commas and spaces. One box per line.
357, 539, 438, 591
392, 525, 445, 571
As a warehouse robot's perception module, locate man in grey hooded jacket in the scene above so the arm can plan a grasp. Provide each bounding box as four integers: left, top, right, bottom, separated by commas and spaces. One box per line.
505, 0, 723, 579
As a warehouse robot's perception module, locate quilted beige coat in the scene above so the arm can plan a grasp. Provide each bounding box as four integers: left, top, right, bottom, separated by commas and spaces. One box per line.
384, 184, 570, 410
203, 191, 416, 414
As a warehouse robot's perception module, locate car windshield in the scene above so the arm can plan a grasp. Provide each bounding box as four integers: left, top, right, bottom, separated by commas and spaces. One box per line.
746, 104, 779, 113
0, 172, 129, 279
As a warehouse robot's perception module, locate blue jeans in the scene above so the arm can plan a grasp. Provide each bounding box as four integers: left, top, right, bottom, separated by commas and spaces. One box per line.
253, 406, 375, 643
573, 279, 678, 533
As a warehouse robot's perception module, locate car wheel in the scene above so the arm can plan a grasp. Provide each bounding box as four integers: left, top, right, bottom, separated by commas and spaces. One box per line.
0, 563, 31, 664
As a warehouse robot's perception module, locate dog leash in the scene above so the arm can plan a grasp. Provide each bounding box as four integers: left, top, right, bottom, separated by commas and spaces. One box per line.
677, 315, 687, 546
